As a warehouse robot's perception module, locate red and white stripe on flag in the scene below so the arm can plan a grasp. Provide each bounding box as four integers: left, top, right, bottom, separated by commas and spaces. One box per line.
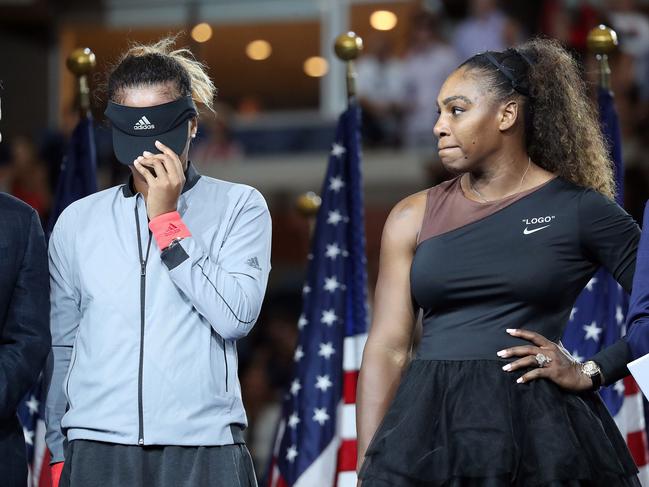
27, 418, 51, 487
268, 333, 367, 487
615, 376, 649, 485
335, 333, 367, 487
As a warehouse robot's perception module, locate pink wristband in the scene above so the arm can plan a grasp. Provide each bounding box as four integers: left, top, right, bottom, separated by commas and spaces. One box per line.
149, 211, 192, 250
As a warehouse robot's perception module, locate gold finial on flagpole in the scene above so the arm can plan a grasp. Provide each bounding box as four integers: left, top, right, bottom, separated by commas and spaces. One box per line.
67, 48, 97, 115
334, 32, 363, 100
296, 191, 322, 217
296, 191, 322, 235
587, 25, 618, 91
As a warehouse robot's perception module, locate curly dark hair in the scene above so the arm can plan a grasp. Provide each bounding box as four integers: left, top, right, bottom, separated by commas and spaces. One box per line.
460, 38, 615, 199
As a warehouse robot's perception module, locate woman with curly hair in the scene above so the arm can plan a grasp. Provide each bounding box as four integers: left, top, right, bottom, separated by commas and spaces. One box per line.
356, 38, 642, 486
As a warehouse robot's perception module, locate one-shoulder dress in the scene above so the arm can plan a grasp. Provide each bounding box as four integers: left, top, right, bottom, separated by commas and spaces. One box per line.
359, 177, 642, 486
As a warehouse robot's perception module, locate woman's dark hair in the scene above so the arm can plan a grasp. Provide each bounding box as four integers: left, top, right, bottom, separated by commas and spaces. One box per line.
108, 36, 216, 112
460, 38, 614, 199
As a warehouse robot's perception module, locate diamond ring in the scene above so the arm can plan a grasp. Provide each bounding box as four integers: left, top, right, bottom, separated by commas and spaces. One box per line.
535, 353, 552, 368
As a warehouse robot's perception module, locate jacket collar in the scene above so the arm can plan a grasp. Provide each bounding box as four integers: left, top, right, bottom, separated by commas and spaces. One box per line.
121, 161, 201, 198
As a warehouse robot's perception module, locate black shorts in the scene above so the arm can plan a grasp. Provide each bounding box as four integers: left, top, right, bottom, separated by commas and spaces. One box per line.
59, 439, 257, 487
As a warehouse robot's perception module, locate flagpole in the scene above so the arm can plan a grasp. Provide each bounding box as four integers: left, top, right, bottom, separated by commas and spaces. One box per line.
588, 25, 623, 201
334, 32, 363, 103
294, 32, 362, 236
47, 47, 99, 236
66, 47, 96, 116
587, 25, 618, 91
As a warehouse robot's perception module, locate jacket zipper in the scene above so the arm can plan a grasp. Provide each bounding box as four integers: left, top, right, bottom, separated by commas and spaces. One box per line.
135, 203, 152, 446
223, 339, 229, 393
64, 346, 79, 409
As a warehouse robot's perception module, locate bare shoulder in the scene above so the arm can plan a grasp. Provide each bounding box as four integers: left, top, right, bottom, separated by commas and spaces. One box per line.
382, 190, 429, 250
389, 190, 428, 222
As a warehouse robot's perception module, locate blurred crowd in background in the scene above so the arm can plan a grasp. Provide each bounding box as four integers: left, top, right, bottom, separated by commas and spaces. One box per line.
2, 0, 649, 478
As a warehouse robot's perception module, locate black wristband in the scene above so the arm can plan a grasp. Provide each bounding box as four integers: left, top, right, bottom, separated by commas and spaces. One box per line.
581, 360, 603, 392
589, 370, 602, 391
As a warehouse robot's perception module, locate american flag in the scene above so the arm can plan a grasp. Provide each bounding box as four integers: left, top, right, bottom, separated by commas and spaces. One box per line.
562, 87, 649, 483
17, 112, 97, 486
267, 102, 368, 487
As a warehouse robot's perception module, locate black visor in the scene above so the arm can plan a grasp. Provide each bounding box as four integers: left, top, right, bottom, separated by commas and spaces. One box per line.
104, 96, 198, 166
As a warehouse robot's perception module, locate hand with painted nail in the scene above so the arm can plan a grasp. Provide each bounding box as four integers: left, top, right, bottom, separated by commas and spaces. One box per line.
132, 140, 186, 219
497, 328, 593, 391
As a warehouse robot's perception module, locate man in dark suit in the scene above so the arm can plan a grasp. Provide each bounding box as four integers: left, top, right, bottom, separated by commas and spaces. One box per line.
0, 97, 51, 486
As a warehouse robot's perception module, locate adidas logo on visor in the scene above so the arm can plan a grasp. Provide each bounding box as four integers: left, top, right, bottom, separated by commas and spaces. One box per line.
133, 116, 155, 130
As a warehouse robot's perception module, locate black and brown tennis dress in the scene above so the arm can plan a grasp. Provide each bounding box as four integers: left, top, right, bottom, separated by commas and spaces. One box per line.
359, 177, 642, 486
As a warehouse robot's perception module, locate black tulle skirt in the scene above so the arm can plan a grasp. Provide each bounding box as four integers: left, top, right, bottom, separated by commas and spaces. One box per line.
358, 360, 640, 487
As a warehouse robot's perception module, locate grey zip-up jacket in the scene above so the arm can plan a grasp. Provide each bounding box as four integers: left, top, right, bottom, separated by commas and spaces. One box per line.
44, 165, 271, 463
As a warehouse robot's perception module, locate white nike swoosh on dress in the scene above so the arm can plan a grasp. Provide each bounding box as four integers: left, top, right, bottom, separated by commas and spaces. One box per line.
523, 225, 551, 235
